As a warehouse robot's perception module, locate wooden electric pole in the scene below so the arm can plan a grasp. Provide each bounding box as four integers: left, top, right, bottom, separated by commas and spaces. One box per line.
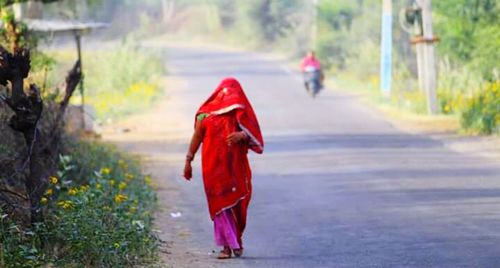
415, 0, 438, 114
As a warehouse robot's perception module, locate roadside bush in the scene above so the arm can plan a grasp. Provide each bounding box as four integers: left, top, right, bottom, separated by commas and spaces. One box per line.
436, 59, 485, 115
0, 140, 158, 267
88, 82, 161, 121
44, 41, 164, 122
84, 42, 164, 122
460, 81, 500, 134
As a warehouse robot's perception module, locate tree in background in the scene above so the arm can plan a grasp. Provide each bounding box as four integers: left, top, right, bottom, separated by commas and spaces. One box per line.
316, 1, 358, 70
41, 0, 496, 132
434, 0, 499, 80
211, 0, 304, 44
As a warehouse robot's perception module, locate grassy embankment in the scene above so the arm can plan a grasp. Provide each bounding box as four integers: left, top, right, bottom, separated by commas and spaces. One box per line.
44, 40, 164, 123
0, 40, 165, 267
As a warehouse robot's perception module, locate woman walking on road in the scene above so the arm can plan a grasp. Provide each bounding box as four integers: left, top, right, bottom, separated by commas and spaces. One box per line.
183, 77, 264, 259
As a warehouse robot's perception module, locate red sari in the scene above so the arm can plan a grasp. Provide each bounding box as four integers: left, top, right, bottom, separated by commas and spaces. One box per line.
196, 78, 263, 247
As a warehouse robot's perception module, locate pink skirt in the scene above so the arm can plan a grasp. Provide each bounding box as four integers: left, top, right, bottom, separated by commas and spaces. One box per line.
214, 209, 241, 249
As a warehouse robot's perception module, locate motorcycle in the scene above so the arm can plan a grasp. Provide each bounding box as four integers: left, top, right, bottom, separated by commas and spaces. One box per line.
303, 66, 323, 98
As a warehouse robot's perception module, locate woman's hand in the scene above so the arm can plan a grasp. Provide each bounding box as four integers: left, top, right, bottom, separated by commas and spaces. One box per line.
183, 161, 192, 181
226, 131, 248, 146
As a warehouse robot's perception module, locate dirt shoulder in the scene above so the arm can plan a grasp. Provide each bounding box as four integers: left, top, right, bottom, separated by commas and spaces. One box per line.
375, 103, 500, 162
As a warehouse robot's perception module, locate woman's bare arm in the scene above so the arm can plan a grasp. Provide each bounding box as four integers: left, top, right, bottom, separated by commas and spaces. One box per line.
187, 120, 204, 159
184, 120, 203, 180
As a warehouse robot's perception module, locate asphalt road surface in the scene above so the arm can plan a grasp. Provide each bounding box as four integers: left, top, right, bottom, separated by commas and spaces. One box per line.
135, 44, 500, 268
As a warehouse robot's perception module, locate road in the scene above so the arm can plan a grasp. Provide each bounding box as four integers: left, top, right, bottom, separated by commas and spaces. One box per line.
105, 44, 500, 267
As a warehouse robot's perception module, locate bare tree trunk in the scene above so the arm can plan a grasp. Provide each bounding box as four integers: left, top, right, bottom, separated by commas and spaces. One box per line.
0, 46, 82, 224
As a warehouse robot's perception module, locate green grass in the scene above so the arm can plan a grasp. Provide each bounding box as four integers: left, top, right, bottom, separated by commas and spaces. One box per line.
330, 73, 428, 114
0, 139, 159, 267
39, 40, 165, 123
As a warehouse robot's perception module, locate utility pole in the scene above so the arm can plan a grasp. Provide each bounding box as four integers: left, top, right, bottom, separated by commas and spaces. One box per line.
412, 0, 438, 114
401, 0, 438, 114
417, 0, 438, 114
380, 0, 393, 96
410, 1, 426, 93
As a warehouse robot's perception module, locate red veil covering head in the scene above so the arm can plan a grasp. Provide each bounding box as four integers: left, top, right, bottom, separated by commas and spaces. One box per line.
195, 77, 263, 221
196, 77, 264, 154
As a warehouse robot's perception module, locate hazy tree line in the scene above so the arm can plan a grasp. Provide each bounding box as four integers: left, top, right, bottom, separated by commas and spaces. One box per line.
160, 0, 498, 131
145, 0, 497, 82
13, 0, 497, 84
433, 0, 498, 80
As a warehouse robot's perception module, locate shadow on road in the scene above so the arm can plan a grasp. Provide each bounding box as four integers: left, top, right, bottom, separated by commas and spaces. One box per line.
264, 133, 444, 152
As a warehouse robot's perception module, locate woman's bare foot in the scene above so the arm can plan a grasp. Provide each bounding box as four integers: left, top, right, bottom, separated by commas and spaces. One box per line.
233, 248, 243, 257
217, 247, 232, 259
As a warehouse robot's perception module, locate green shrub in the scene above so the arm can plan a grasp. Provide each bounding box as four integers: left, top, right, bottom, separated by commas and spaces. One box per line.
0, 140, 158, 267
460, 82, 500, 134
436, 59, 485, 115
43, 41, 164, 122
83, 41, 164, 122
0, 218, 46, 267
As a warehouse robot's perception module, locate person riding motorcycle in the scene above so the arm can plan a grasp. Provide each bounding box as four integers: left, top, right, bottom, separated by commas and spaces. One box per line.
300, 51, 324, 97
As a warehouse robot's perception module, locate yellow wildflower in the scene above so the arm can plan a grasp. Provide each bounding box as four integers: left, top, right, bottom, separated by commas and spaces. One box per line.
40, 197, 48, 205
96, 183, 102, 189
118, 160, 128, 169
144, 175, 153, 186
444, 105, 450, 113
57, 201, 75, 210
68, 188, 78, 196
491, 82, 497, 92
118, 182, 127, 191
49, 176, 58, 184
114, 194, 128, 204
45, 188, 53, 196
125, 173, 134, 181
100, 168, 111, 175
114, 243, 120, 248
63, 202, 75, 209
79, 185, 90, 192
109, 179, 116, 186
